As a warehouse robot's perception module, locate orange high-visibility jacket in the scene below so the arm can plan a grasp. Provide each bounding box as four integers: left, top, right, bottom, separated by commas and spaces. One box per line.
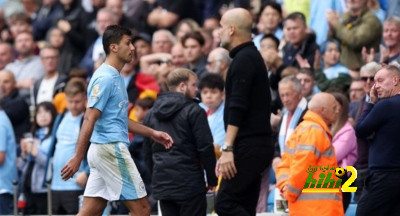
276, 110, 344, 216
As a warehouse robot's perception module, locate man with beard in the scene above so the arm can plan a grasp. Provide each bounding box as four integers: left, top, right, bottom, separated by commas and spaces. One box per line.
215, 8, 274, 216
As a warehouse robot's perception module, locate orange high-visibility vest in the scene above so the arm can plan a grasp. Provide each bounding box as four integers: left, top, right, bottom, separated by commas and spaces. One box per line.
276, 110, 344, 216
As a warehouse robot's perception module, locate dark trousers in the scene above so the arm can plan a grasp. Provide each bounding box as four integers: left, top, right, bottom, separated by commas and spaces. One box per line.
52, 190, 83, 215
0, 193, 13, 215
24, 192, 47, 215
353, 168, 368, 203
159, 193, 207, 216
215, 137, 274, 216
356, 171, 400, 216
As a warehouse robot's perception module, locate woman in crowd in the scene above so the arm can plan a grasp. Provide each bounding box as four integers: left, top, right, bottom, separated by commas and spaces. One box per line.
331, 92, 357, 212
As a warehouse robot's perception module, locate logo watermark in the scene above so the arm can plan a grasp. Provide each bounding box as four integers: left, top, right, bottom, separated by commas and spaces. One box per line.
302, 165, 357, 193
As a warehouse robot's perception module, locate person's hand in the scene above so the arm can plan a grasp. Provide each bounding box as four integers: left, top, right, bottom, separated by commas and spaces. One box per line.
17, 78, 35, 89
326, 10, 339, 27
272, 157, 282, 172
20, 139, 29, 158
369, 83, 378, 104
362, 47, 375, 63
379, 45, 389, 63
207, 186, 216, 194
30, 140, 39, 157
280, 184, 287, 199
151, 130, 173, 149
75, 171, 88, 187
270, 109, 282, 129
61, 156, 82, 180
295, 55, 311, 68
215, 151, 237, 180
57, 20, 71, 33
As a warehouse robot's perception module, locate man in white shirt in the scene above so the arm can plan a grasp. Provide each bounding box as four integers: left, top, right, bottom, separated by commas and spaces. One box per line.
33, 45, 67, 104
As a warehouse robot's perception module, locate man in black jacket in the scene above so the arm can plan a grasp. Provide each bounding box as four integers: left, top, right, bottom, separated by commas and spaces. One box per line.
215, 8, 274, 216
143, 68, 217, 216
0, 70, 30, 143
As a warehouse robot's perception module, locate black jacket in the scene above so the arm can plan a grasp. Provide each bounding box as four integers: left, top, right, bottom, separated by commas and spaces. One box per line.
143, 92, 217, 200
282, 33, 319, 69
0, 89, 31, 142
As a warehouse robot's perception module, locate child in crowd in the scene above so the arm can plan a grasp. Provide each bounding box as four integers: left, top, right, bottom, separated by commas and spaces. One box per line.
199, 73, 226, 158
20, 102, 57, 215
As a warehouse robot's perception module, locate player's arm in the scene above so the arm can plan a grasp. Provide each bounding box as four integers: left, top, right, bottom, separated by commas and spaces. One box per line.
61, 107, 101, 180
128, 119, 173, 149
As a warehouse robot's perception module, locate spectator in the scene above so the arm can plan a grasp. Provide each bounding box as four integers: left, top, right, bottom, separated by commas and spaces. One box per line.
105, 0, 136, 29
349, 62, 380, 203
0, 87, 18, 215
355, 65, 400, 216
147, 0, 199, 29
82, 0, 106, 49
33, 45, 68, 104
276, 92, 344, 215
215, 8, 274, 216
206, 47, 231, 79
309, 0, 345, 45
199, 73, 226, 157
259, 34, 284, 92
143, 68, 217, 216
5, 31, 45, 102
362, 16, 400, 65
182, 31, 208, 78
55, 0, 87, 59
170, 43, 186, 68
349, 78, 367, 103
174, 18, 200, 42
3, 12, 32, 43
327, 0, 382, 71
47, 27, 80, 76
282, 12, 319, 69
32, 0, 63, 41
0, 42, 14, 70
320, 39, 350, 80
253, 2, 283, 50
152, 29, 175, 54
331, 92, 357, 212
20, 102, 57, 215
79, 8, 118, 76
296, 68, 319, 100
272, 76, 308, 169
0, 70, 30, 143
46, 80, 89, 214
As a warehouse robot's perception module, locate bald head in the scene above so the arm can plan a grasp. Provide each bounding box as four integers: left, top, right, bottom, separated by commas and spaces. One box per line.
222, 8, 253, 38
0, 70, 16, 96
308, 93, 339, 125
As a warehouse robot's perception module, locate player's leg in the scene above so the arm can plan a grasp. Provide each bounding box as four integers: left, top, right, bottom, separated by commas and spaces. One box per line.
78, 197, 107, 216
123, 197, 151, 216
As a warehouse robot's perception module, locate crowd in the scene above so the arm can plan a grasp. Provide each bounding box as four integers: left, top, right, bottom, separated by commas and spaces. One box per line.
1, 0, 400, 215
